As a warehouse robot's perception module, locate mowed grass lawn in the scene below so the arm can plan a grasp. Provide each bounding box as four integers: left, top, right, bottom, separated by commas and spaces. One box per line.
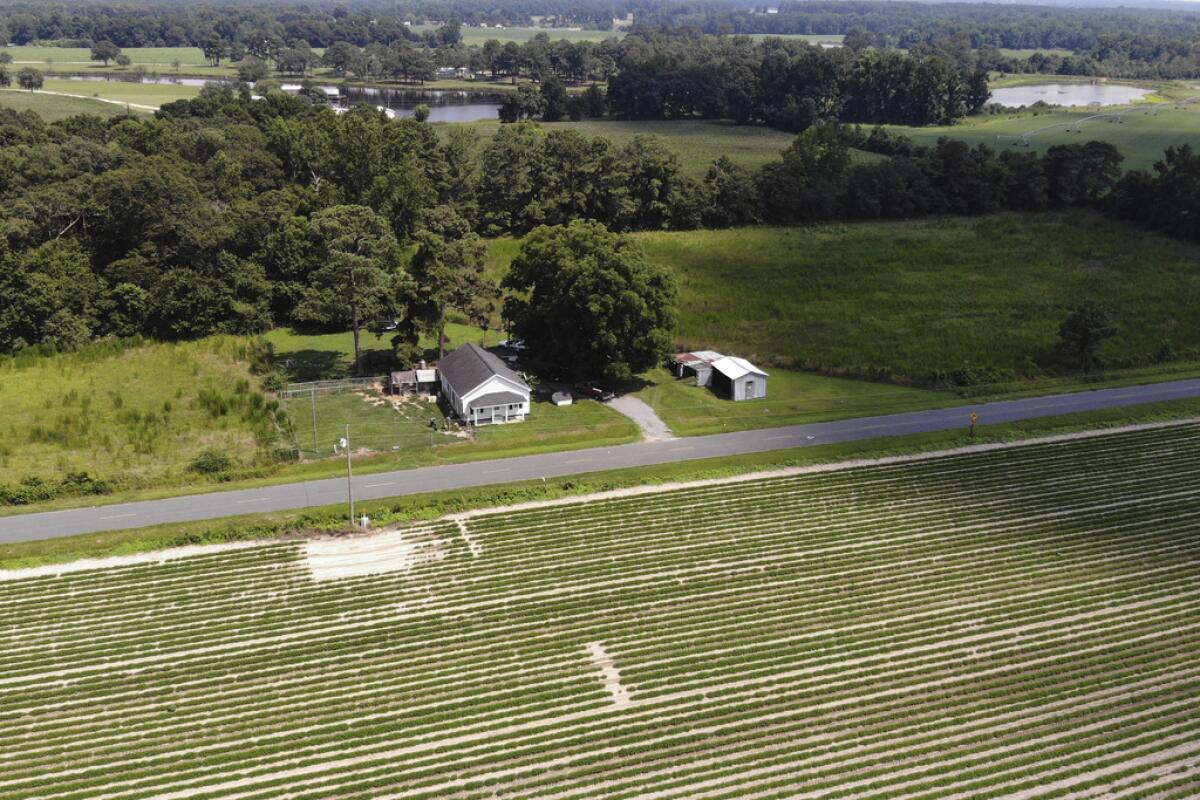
635, 367, 959, 435
1, 45, 236, 77
0, 88, 146, 120
38, 77, 200, 108
886, 104, 1200, 173
630, 211, 1200, 382
268, 326, 638, 460
0, 338, 277, 487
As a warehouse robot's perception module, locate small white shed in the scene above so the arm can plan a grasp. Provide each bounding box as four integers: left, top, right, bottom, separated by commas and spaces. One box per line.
710, 356, 769, 401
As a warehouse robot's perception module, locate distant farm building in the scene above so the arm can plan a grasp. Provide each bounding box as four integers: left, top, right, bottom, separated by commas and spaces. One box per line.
672, 351, 768, 401
438, 343, 531, 425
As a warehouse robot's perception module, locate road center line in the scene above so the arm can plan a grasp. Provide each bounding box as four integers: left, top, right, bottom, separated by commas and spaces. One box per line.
98, 513, 136, 520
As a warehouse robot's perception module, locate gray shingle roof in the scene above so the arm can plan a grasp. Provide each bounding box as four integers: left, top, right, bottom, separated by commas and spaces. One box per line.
470, 391, 527, 409
439, 343, 528, 396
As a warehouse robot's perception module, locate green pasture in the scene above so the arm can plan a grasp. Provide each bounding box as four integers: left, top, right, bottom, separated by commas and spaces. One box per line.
4, 45, 212, 68
410, 25, 623, 45
455, 118, 804, 176
997, 48, 1074, 59
745, 33, 844, 44
36, 77, 200, 108
885, 103, 1200, 173
1, 45, 237, 77
628, 212, 1200, 383
0, 338, 278, 488
0, 88, 146, 119
487, 210, 1200, 387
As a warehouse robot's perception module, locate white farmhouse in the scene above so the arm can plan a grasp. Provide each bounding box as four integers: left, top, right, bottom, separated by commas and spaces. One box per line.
438, 343, 531, 425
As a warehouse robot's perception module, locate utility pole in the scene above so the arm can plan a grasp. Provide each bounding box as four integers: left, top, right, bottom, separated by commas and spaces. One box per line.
345, 423, 354, 527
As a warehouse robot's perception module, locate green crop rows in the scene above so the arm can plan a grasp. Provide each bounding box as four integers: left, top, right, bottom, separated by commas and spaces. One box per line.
1, 423, 1199, 798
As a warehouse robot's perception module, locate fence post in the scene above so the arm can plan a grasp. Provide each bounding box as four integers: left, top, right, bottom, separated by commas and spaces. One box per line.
310, 388, 318, 456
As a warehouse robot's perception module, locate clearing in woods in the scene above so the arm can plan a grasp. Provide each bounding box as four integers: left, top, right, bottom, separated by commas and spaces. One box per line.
2, 422, 1199, 798
883, 101, 1200, 174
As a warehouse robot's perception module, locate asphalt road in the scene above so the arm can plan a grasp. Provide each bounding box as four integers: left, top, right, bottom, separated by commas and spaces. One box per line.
4, 377, 1200, 544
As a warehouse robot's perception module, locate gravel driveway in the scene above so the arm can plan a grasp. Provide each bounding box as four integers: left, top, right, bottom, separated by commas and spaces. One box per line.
606, 396, 675, 441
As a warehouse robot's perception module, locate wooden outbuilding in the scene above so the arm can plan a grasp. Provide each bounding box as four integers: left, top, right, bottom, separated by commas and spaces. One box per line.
389, 368, 438, 397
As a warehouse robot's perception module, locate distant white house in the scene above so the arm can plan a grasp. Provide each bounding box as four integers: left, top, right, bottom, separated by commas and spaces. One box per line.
438, 343, 531, 425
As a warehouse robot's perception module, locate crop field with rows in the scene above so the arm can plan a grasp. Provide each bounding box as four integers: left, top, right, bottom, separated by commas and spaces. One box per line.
1, 423, 1199, 798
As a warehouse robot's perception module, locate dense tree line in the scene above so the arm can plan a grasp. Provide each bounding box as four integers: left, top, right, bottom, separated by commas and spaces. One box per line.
607, 32, 989, 128
4, 1, 1199, 51
1110, 145, 1200, 243
760, 125, 1125, 225
0, 86, 1194, 357
898, 30, 1200, 80
4, 0, 1199, 80
682, 2, 1200, 50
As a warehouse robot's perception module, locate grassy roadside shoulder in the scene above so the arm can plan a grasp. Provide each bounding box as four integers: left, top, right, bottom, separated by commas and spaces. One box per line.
4, 395, 1198, 570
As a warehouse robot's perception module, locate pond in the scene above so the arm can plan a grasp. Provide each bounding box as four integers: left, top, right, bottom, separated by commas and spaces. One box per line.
989, 83, 1152, 108
63, 75, 502, 121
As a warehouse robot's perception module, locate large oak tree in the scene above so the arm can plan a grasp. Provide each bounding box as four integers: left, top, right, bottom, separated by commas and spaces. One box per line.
502, 220, 678, 380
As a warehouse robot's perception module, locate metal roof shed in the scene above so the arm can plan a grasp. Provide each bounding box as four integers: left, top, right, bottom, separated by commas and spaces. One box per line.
672, 350, 725, 387
710, 356, 768, 401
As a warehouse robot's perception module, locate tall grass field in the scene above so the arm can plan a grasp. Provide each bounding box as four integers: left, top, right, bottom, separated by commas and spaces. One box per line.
482, 211, 1200, 387
633, 211, 1200, 383
0, 338, 286, 494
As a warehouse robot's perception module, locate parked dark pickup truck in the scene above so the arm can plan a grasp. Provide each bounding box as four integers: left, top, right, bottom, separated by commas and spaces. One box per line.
574, 381, 616, 402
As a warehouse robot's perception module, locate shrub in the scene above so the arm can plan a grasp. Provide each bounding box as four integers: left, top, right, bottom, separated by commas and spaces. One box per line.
261, 371, 286, 392
58, 471, 111, 495
189, 450, 232, 475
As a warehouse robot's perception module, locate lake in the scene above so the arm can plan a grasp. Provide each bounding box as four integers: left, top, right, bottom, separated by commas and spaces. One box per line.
989, 83, 1152, 108
63, 75, 502, 121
